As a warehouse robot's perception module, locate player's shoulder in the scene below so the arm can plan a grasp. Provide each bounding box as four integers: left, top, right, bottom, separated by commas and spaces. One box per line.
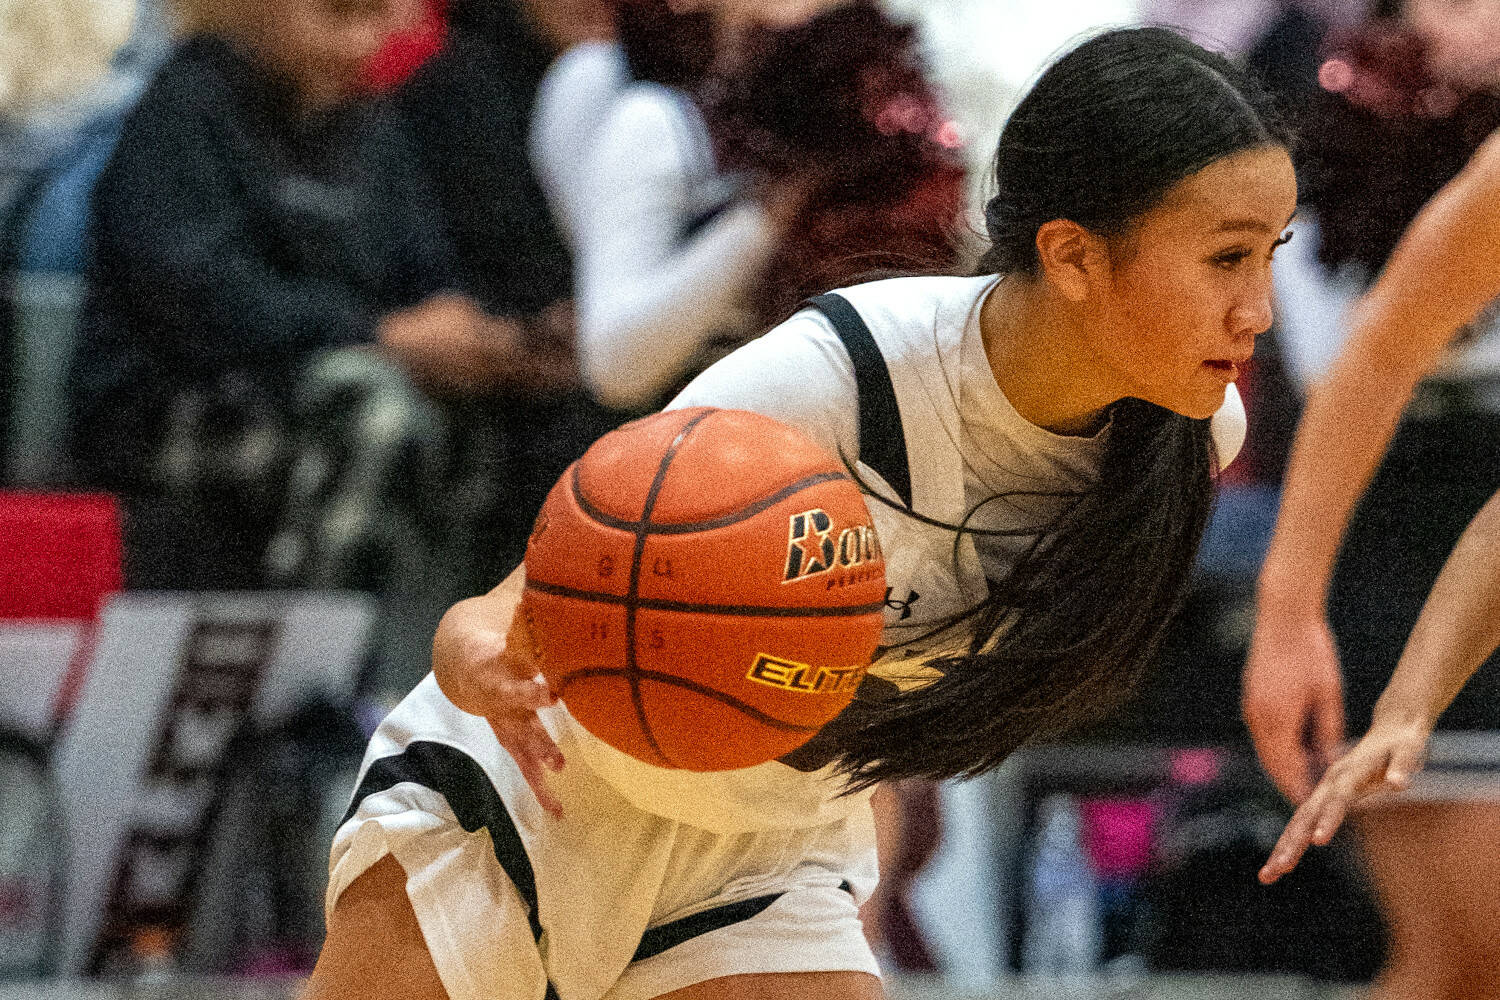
830, 272, 991, 304
818, 273, 997, 358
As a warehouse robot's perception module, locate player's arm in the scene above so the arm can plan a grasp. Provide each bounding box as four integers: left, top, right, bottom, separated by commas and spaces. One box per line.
1246, 129, 1500, 798
1259, 129, 1500, 614
1259, 484, 1500, 884
431, 566, 567, 816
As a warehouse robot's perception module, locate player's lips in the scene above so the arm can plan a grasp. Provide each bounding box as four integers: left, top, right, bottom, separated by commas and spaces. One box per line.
1203, 357, 1248, 380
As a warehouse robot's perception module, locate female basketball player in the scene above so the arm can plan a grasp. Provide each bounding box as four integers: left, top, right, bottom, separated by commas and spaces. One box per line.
307, 27, 1294, 1000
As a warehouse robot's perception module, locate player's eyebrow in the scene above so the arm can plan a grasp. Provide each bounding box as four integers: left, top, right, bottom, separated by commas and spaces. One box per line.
1213, 209, 1299, 234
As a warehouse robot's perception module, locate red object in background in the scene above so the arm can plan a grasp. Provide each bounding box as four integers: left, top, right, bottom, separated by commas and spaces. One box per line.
0, 492, 122, 620
364, 0, 450, 93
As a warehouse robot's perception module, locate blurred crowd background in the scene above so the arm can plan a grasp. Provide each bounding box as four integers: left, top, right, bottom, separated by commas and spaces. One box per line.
3, 0, 1499, 994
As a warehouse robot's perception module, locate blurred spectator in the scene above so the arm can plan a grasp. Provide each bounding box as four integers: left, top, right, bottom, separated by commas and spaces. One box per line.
402, 0, 601, 322
542, 0, 965, 412
2, 0, 152, 486
0, 0, 135, 117
66, 0, 572, 590
393, 0, 618, 593
1142, 0, 1368, 56
364, 0, 449, 93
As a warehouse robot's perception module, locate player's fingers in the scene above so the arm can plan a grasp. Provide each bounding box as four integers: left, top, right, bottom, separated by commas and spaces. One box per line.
476, 671, 556, 713
512, 751, 564, 819
522, 717, 566, 773
489, 717, 564, 818
1260, 798, 1323, 884
1310, 791, 1352, 846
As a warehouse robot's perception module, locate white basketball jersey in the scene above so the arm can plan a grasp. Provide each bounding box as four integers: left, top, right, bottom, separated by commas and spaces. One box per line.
545, 274, 1245, 833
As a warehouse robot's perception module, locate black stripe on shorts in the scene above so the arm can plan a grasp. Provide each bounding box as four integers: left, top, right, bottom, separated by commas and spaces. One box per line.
342, 739, 555, 999
631, 880, 855, 964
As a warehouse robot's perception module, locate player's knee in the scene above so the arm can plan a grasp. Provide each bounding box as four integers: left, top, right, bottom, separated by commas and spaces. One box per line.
306, 855, 451, 1000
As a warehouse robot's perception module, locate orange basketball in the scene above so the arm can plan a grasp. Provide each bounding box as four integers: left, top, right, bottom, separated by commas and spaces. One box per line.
519, 407, 888, 771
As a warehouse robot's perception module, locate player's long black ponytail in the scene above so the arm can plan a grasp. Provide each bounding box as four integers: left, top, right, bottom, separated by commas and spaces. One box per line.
827, 27, 1294, 789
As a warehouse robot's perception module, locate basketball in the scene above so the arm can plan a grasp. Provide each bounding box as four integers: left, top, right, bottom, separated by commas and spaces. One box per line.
518, 407, 888, 771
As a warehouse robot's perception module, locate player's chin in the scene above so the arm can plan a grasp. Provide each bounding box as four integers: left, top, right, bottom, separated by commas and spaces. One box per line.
1157, 379, 1227, 421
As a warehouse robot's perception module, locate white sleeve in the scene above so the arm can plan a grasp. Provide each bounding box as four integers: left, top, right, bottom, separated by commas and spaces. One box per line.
528, 41, 630, 245
1211, 382, 1247, 470
668, 311, 860, 464
574, 86, 779, 410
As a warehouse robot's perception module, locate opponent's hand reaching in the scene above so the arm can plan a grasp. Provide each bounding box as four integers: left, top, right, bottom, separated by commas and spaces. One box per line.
1258, 718, 1430, 885
433, 571, 567, 818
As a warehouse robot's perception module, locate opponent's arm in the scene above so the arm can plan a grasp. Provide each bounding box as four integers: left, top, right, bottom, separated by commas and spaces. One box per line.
1258, 131, 1500, 613
1260, 484, 1500, 882
1245, 129, 1500, 801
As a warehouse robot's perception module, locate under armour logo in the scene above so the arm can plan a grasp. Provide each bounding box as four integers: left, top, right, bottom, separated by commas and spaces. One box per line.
885, 588, 921, 621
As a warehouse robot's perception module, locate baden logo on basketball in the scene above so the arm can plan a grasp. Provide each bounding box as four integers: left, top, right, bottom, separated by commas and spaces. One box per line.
783, 508, 883, 583
746, 653, 865, 695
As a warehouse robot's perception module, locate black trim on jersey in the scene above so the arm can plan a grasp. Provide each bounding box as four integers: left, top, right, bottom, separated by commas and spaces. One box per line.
805, 293, 913, 508
630, 881, 855, 964
341, 741, 544, 943
632, 893, 782, 963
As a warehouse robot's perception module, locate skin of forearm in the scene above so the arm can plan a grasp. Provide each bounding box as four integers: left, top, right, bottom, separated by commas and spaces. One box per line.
1374, 491, 1500, 728
433, 565, 526, 671
1257, 339, 1424, 611
1260, 156, 1500, 613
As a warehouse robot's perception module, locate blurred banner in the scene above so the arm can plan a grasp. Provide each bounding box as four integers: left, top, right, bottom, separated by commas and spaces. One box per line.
46, 593, 373, 977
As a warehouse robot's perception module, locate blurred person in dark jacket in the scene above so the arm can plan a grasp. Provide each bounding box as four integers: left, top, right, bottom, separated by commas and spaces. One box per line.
68, 0, 573, 588
394, 0, 618, 591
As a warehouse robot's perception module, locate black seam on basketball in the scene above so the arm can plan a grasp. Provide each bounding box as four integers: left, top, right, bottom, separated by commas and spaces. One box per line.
526, 579, 886, 617
557, 666, 823, 733
570, 466, 852, 534
627, 409, 716, 768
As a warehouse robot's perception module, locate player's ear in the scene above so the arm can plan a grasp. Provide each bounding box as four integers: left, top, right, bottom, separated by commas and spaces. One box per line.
1034, 219, 1107, 302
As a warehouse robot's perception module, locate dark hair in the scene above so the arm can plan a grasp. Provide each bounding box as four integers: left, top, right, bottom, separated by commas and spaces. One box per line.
614, 0, 715, 89
701, 0, 966, 320
827, 27, 1293, 789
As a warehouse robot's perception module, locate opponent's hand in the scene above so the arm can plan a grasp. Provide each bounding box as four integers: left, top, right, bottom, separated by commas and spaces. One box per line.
1258, 719, 1429, 884
433, 596, 566, 817
1243, 610, 1346, 804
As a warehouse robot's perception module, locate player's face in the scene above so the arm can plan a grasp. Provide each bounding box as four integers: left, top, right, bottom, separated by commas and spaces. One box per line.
1088, 144, 1297, 421
251, 0, 414, 109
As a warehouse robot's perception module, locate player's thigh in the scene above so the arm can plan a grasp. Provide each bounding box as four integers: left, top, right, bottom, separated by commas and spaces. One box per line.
654, 971, 883, 1000
1422, 804, 1500, 979
303, 854, 450, 1000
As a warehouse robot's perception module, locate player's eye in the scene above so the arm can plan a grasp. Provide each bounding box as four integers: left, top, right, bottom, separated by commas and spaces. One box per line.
1211, 248, 1251, 270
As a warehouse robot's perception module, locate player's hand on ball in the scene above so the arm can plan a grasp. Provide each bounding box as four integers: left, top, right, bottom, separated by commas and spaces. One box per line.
433, 592, 567, 818
1258, 719, 1429, 885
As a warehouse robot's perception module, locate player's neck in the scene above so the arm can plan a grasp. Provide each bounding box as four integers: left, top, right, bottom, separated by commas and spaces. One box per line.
979, 275, 1117, 437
